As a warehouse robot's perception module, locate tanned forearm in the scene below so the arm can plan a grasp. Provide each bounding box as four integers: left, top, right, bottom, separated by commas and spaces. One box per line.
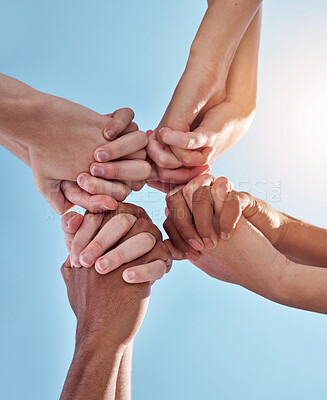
60, 329, 125, 400
115, 342, 133, 400
190, 0, 262, 78
277, 215, 327, 267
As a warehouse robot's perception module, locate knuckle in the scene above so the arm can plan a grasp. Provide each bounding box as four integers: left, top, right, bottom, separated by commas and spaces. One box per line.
117, 213, 135, 229
163, 219, 170, 232
193, 187, 211, 204
138, 131, 149, 147
142, 162, 152, 179
91, 239, 105, 253
157, 153, 171, 169
111, 164, 121, 179
142, 232, 156, 248
134, 217, 152, 231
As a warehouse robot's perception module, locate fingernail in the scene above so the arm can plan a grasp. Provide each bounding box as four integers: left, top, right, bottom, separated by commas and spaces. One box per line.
96, 150, 109, 162
91, 165, 104, 177
77, 174, 86, 188
203, 238, 215, 249
188, 239, 203, 251
71, 254, 80, 267
104, 129, 115, 139
65, 214, 76, 226
100, 204, 111, 211
124, 270, 136, 282
186, 252, 199, 261
220, 232, 231, 240
97, 258, 109, 271
80, 252, 93, 266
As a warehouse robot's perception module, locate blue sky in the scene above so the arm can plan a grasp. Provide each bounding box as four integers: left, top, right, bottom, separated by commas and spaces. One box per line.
1, 0, 327, 399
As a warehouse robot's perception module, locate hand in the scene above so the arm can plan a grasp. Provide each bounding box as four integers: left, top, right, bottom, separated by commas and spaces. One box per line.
61, 255, 151, 349
0, 74, 150, 214
148, 6, 261, 178
164, 174, 287, 256
61, 203, 172, 283
164, 177, 288, 296
23, 90, 150, 214
60, 118, 150, 213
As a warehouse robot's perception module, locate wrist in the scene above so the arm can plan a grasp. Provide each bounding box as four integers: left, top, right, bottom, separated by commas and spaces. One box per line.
76, 321, 127, 355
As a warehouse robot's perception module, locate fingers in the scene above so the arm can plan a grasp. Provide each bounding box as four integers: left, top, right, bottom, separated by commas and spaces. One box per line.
120, 149, 147, 160
70, 213, 104, 267
79, 213, 137, 267
154, 164, 211, 185
110, 203, 150, 220
219, 191, 251, 239
90, 160, 152, 181
61, 257, 72, 285
181, 174, 215, 210
146, 130, 183, 169
123, 121, 139, 134
164, 239, 185, 261
170, 146, 213, 167
158, 127, 210, 150
103, 107, 135, 140
192, 186, 218, 249
163, 218, 199, 261
77, 173, 131, 201
210, 177, 234, 236
61, 212, 84, 252
146, 181, 181, 194
123, 241, 172, 283
61, 180, 119, 212
34, 172, 74, 215
94, 131, 148, 162
118, 217, 162, 243
166, 190, 204, 252
123, 260, 167, 284
95, 232, 157, 274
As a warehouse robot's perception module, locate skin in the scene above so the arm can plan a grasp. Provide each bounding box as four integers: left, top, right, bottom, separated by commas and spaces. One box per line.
145, 1, 262, 189
62, 202, 172, 283
163, 176, 327, 314
0, 74, 151, 214
60, 206, 172, 399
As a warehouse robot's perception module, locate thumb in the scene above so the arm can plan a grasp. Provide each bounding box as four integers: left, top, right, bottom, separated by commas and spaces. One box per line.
34, 172, 73, 215
61, 257, 72, 285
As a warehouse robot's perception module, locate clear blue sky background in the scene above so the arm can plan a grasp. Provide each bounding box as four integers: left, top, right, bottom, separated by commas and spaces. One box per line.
1, 0, 327, 399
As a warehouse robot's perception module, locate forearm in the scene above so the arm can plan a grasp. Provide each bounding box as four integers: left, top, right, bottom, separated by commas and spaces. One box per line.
0, 74, 41, 144
277, 215, 327, 267
226, 7, 262, 109
60, 329, 125, 400
115, 342, 133, 400
190, 0, 262, 77
271, 260, 327, 314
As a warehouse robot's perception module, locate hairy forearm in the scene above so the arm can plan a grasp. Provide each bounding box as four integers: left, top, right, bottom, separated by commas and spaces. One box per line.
60, 330, 125, 400
277, 215, 327, 267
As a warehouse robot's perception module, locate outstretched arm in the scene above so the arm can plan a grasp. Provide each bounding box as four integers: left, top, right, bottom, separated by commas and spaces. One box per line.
0, 74, 150, 214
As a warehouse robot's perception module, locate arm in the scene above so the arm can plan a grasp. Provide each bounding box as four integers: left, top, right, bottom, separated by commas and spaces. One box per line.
0, 74, 150, 214
60, 325, 124, 400
146, 5, 262, 187
115, 342, 133, 400
164, 179, 327, 314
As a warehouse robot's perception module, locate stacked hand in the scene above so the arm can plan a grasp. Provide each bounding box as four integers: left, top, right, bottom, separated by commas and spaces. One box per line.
163, 174, 289, 295
61, 202, 172, 284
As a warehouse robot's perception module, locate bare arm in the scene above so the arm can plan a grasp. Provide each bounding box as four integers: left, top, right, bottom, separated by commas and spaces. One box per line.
115, 343, 133, 400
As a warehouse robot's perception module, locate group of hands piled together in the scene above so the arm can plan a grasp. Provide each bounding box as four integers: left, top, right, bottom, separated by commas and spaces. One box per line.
3, 1, 327, 398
